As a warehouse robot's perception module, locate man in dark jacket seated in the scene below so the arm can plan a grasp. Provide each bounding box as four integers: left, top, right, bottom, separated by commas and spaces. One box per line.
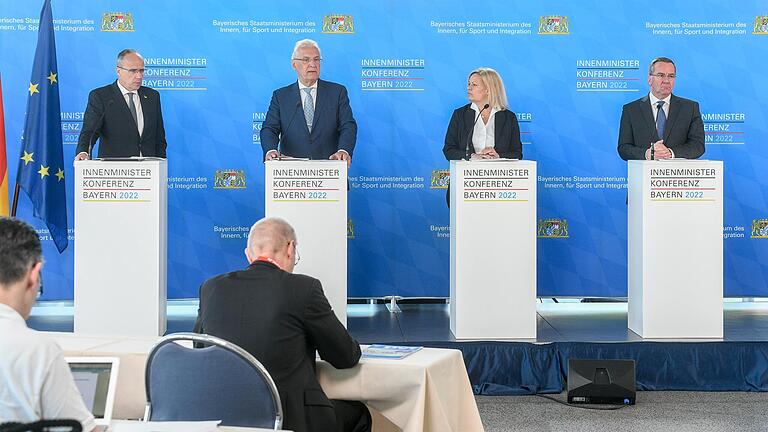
194, 217, 370, 432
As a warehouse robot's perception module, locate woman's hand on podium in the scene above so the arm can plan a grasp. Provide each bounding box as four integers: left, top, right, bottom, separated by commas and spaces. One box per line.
471, 148, 499, 160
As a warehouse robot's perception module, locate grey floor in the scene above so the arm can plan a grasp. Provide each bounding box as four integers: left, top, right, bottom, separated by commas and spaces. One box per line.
476, 391, 768, 432
28, 300, 768, 343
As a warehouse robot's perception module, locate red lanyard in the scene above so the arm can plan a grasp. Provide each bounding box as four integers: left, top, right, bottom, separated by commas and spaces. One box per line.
255, 256, 280, 269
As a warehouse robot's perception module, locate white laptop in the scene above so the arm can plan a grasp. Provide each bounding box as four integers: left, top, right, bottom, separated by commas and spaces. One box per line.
65, 357, 120, 426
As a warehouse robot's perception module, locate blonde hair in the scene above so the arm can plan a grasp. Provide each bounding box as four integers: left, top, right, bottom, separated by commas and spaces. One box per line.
468, 67, 508, 110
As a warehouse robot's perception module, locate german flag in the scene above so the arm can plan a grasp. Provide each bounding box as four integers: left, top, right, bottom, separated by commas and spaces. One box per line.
0, 73, 8, 216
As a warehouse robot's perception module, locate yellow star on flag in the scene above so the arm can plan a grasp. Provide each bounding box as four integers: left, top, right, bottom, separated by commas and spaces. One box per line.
38, 165, 50, 179
21, 151, 35, 165
47, 71, 57, 85
55, 168, 65, 181
28, 82, 39, 96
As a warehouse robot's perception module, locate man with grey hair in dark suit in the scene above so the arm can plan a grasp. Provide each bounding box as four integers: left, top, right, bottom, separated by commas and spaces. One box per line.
618, 57, 705, 161
194, 217, 371, 432
260, 39, 357, 167
75, 49, 167, 160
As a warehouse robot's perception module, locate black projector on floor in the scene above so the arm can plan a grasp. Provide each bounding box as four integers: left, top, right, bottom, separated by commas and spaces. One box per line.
567, 359, 636, 405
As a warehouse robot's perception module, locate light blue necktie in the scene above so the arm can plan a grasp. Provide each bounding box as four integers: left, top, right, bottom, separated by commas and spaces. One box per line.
656, 100, 666, 139
302, 87, 314, 132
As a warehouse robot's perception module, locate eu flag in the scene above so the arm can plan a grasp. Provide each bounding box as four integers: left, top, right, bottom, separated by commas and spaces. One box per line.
16, 0, 67, 252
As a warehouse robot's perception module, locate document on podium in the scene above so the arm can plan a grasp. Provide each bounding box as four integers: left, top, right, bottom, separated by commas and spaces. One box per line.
468, 156, 519, 162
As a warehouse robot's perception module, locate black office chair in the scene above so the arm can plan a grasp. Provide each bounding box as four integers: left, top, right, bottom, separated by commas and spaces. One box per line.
0, 420, 82, 432
144, 332, 283, 429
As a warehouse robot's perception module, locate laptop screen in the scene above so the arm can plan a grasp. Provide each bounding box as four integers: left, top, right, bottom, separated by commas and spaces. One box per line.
66, 357, 120, 424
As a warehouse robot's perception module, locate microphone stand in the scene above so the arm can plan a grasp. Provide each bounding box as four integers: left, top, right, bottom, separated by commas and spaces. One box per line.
87, 99, 113, 160
276, 100, 302, 160
465, 103, 489, 160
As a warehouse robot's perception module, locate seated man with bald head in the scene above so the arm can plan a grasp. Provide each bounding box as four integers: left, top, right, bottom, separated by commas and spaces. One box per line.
194, 217, 370, 432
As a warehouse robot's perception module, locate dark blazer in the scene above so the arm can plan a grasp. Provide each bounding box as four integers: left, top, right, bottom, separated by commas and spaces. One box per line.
193, 261, 361, 432
260, 79, 357, 159
443, 103, 522, 160
76, 81, 167, 158
617, 94, 705, 160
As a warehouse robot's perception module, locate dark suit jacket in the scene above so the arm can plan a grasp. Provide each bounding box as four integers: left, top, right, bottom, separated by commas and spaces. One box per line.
76, 81, 167, 158
617, 94, 704, 160
443, 104, 523, 160
193, 261, 361, 432
260, 79, 357, 159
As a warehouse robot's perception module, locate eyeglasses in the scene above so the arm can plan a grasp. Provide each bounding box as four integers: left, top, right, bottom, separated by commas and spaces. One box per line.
293, 57, 322, 65
293, 243, 301, 266
650, 73, 676, 80
118, 66, 146, 75
36, 271, 44, 300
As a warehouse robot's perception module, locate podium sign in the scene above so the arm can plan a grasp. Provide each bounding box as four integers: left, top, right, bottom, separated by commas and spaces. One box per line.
265, 160, 348, 325
74, 159, 167, 337
450, 160, 537, 339
627, 160, 723, 338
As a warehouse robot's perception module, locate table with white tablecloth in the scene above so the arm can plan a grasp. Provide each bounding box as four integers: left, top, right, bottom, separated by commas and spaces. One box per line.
318, 348, 484, 432
53, 333, 484, 432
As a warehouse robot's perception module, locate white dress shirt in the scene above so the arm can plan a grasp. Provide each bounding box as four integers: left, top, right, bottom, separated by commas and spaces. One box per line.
116, 80, 144, 137
470, 103, 498, 154
0, 303, 95, 431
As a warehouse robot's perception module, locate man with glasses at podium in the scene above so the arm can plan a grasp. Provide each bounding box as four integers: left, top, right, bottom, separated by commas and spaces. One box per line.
75, 49, 168, 160
260, 39, 357, 167
618, 57, 704, 161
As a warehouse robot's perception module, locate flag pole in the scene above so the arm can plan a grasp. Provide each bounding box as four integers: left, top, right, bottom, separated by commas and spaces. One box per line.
11, 183, 20, 216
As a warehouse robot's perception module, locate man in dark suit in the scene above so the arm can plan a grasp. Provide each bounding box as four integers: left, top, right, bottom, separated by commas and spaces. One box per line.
618, 57, 704, 160
260, 39, 356, 167
193, 218, 370, 432
75, 49, 167, 160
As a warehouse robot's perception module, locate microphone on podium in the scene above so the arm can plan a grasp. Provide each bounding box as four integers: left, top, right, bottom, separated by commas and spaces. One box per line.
277, 100, 302, 160
465, 103, 489, 160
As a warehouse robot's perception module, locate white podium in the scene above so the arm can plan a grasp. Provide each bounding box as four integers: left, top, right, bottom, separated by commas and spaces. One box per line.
627, 160, 723, 338
265, 160, 347, 325
450, 160, 537, 339
74, 159, 167, 337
